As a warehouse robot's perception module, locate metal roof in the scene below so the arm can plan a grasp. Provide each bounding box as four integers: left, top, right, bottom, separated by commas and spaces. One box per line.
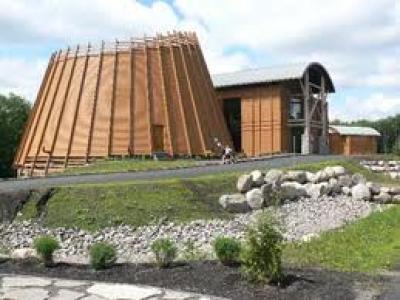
329, 125, 381, 136
212, 62, 335, 92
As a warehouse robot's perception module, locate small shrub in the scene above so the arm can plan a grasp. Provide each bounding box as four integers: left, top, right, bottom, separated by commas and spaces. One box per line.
33, 235, 60, 267
151, 238, 177, 268
213, 236, 241, 265
241, 211, 283, 283
90, 242, 117, 270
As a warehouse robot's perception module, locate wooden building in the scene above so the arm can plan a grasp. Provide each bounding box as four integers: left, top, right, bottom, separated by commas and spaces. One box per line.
212, 63, 335, 156
14, 32, 231, 176
329, 126, 380, 155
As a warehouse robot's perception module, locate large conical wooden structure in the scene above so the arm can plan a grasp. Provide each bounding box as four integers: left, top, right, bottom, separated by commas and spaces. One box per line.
15, 32, 231, 176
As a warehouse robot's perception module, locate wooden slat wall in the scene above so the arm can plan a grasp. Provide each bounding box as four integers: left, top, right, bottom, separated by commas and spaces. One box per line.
221, 85, 286, 156
16, 32, 232, 175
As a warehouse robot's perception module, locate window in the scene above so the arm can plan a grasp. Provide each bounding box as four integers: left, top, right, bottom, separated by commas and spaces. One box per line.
289, 98, 303, 120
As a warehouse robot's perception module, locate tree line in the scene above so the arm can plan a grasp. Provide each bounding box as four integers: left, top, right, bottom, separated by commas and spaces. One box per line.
331, 114, 400, 154
0, 93, 31, 178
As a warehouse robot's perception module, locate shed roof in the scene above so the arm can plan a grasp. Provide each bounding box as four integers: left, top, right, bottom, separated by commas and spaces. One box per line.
329, 125, 381, 137
212, 62, 335, 92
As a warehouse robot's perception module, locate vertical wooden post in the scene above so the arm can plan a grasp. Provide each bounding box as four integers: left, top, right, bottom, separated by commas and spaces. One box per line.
170, 42, 192, 155
86, 41, 105, 161
157, 37, 174, 155
108, 40, 118, 156
129, 38, 135, 155
15, 52, 56, 168
179, 43, 206, 153
30, 47, 69, 176
302, 70, 311, 154
64, 43, 91, 168
44, 45, 80, 175
144, 40, 154, 155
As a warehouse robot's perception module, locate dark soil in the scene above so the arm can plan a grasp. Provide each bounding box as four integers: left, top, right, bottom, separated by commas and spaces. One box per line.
0, 259, 385, 300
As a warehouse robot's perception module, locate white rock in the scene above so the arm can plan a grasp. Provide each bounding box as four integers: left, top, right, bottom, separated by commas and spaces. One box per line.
351, 183, 371, 201
246, 188, 264, 210
337, 175, 352, 187
323, 166, 336, 179
392, 195, 400, 204
250, 170, 264, 186
305, 172, 316, 183
328, 178, 341, 195
304, 183, 326, 199
389, 187, 400, 195
264, 169, 283, 186
373, 192, 391, 203
313, 170, 329, 183
280, 182, 308, 200
10, 248, 37, 260
342, 186, 352, 196
283, 170, 307, 184
237, 174, 253, 193
219, 194, 251, 213
332, 165, 346, 177
366, 182, 381, 195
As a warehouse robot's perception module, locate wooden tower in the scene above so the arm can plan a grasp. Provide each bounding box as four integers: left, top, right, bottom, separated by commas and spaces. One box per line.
14, 32, 231, 176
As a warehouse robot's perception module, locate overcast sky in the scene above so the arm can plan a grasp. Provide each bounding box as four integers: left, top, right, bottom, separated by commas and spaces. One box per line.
0, 0, 399, 121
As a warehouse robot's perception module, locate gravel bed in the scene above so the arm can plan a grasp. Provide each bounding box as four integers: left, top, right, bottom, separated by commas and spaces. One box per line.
0, 195, 386, 264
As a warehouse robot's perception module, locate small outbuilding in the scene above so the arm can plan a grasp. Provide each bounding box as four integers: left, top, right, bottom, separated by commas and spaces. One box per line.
329, 125, 380, 155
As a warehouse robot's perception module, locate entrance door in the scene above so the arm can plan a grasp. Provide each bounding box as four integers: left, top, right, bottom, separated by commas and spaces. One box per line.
152, 125, 164, 152
291, 127, 303, 153
223, 98, 242, 152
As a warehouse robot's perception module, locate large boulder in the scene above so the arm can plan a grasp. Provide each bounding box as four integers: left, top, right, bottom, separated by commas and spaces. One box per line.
280, 182, 308, 201
337, 175, 352, 187
250, 170, 264, 187
246, 188, 264, 210
332, 165, 347, 177
260, 182, 275, 205
352, 173, 367, 185
305, 172, 316, 183
237, 174, 253, 193
391, 195, 400, 204
264, 169, 284, 186
328, 178, 342, 195
304, 183, 328, 198
366, 182, 381, 195
219, 194, 251, 213
389, 187, 400, 196
312, 170, 329, 183
283, 170, 307, 184
323, 167, 336, 179
351, 183, 371, 201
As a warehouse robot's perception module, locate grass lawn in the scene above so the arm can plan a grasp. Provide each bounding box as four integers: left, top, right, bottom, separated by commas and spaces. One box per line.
284, 205, 400, 273
17, 172, 239, 231
60, 158, 199, 175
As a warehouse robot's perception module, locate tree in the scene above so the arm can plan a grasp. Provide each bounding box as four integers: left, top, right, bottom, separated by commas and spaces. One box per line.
0, 93, 31, 178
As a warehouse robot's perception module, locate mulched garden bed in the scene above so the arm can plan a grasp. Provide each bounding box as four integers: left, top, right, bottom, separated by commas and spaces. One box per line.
0, 259, 383, 300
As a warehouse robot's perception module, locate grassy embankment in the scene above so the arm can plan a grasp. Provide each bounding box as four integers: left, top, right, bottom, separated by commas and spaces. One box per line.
59, 158, 199, 175
15, 158, 400, 272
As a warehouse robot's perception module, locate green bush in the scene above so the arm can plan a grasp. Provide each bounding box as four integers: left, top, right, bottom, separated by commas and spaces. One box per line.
151, 238, 177, 268
33, 236, 60, 267
241, 212, 283, 283
89, 242, 117, 270
213, 236, 241, 265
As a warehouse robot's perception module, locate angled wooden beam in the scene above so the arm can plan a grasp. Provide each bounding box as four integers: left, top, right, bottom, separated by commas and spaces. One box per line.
64, 43, 91, 168
170, 44, 192, 155
44, 45, 80, 175
30, 47, 69, 176
15, 52, 56, 169
86, 41, 105, 161
108, 40, 119, 156
179, 44, 206, 153
157, 40, 174, 155
128, 38, 135, 155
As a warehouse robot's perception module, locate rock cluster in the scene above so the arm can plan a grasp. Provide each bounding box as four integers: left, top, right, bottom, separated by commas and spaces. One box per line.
361, 160, 400, 179
220, 165, 400, 212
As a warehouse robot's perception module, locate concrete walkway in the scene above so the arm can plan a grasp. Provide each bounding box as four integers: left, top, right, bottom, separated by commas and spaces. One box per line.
0, 274, 226, 300
0, 155, 345, 192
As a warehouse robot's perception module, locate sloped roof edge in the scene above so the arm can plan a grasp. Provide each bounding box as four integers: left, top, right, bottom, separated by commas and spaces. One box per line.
329, 125, 381, 136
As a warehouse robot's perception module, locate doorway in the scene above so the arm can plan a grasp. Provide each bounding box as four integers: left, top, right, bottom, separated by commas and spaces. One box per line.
223, 98, 242, 152
152, 125, 164, 152
291, 127, 303, 154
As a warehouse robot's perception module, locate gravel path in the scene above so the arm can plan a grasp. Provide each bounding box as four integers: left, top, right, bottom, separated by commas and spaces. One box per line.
0, 155, 344, 192
1, 195, 384, 264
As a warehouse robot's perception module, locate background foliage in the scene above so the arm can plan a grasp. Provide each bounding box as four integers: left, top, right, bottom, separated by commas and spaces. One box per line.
0, 93, 31, 178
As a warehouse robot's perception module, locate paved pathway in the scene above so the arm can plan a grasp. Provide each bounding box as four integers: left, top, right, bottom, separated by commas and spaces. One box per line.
0, 274, 226, 300
0, 155, 345, 192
